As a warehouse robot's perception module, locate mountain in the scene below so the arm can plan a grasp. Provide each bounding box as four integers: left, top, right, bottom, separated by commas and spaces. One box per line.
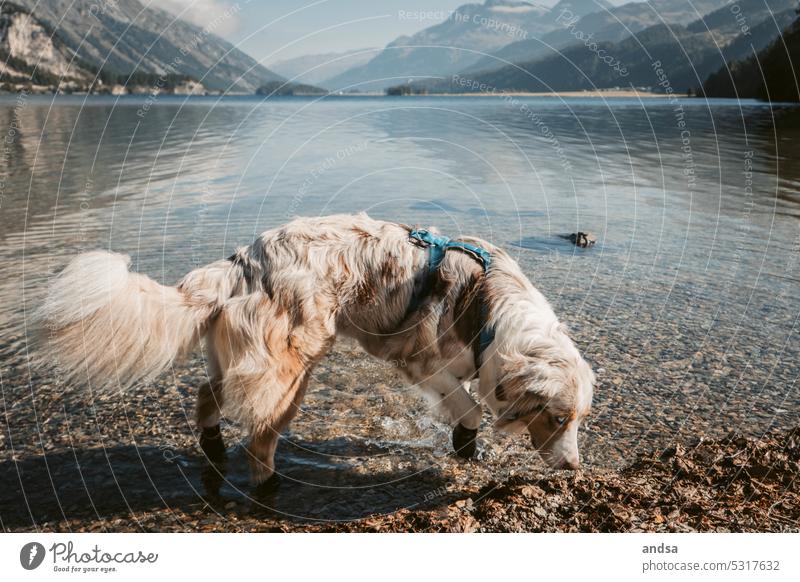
0, 2, 211, 94
10, 0, 283, 92
322, 0, 559, 92
270, 48, 378, 86
548, 0, 731, 43
549, 0, 613, 19
464, 0, 729, 73
703, 9, 800, 101
0, 2, 90, 88
689, 0, 799, 49
420, 0, 796, 93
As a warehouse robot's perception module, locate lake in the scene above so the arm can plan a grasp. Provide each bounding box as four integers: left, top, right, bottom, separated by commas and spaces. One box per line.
1, 94, 799, 524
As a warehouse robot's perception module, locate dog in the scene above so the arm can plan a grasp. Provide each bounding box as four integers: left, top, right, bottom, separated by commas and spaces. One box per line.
35, 213, 594, 498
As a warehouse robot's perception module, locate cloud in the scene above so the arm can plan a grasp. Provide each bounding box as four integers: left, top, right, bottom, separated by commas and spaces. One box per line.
157, 0, 242, 36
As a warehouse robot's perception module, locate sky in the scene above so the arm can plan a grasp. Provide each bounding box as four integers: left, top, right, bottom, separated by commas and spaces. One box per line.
158, 0, 630, 65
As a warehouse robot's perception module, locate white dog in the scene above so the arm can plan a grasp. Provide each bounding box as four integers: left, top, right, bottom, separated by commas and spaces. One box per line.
36, 214, 594, 497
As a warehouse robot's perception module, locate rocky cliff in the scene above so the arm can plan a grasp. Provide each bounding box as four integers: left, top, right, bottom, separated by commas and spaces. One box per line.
3, 0, 284, 93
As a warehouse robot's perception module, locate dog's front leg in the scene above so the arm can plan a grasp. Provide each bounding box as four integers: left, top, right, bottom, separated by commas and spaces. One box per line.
416, 373, 482, 459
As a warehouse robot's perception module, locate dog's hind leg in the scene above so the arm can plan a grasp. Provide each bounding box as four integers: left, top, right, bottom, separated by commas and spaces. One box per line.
196, 347, 228, 498
414, 371, 482, 459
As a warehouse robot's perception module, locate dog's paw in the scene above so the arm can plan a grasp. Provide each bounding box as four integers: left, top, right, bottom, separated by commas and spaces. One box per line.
251, 473, 282, 501
452, 424, 478, 459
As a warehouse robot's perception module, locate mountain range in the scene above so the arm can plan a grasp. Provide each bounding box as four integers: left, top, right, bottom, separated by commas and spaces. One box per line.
440, 0, 797, 94
322, 0, 747, 92
704, 7, 800, 101
462, 0, 732, 73
2, 0, 798, 99
269, 48, 378, 86
323, 0, 562, 92
2, 0, 283, 92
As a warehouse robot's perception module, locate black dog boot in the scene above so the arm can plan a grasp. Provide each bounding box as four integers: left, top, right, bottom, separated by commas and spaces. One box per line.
200, 425, 226, 465
201, 462, 226, 502
452, 424, 478, 459
199, 425, 227, 500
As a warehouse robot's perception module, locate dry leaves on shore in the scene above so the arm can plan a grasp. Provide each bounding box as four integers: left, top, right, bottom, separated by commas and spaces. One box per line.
309, 427, 800, 532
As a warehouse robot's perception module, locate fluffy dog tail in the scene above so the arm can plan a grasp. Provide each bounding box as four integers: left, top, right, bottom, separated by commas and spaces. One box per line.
34, 251, 241, 391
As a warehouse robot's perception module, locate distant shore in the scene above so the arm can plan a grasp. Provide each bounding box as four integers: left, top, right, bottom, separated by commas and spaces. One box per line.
1, 88, 682, 99
417, 89, 679, 98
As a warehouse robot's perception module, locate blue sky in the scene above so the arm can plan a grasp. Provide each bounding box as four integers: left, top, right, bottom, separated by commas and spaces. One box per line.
159, 0, 630, 64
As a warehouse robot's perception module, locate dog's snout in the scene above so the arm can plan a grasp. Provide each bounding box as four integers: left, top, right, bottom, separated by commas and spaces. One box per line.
557, 458, 580, 470
538, 450, 581, 470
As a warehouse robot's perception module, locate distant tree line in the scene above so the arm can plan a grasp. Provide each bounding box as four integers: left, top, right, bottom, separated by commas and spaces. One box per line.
703, 7, 800, 102
386, 84, 428, 96
256, 81, 326, 96
80, 63, 198, 92
0, 50, 63, 87
0, 54, 200, 92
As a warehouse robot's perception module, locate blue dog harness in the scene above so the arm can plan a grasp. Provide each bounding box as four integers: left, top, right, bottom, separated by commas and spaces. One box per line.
408, 229, 495, 368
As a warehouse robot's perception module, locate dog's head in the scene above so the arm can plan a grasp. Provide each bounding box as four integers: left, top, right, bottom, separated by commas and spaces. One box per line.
491, 337, 594, 470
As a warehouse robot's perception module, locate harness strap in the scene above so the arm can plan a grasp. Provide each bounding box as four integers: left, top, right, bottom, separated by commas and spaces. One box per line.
408, 229, 495, 368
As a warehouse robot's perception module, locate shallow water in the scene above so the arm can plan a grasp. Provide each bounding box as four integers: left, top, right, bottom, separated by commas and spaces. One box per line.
1, 95, 799, 525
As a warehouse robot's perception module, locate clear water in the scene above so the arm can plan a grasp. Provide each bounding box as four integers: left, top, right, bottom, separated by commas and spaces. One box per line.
2, 95, 799, 523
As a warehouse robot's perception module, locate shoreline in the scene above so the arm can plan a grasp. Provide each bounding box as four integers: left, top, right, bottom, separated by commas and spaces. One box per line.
4, 419, 795, 532
2, 90, 784, 101
408, 89, 682, 98
0, 89, 686, 99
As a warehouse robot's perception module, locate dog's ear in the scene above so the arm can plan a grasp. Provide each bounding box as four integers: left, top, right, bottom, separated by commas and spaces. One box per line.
495, 383, 507, 401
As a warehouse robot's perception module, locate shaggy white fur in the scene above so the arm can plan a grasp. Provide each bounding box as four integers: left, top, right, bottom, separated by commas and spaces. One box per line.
35, 214, 594, 487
